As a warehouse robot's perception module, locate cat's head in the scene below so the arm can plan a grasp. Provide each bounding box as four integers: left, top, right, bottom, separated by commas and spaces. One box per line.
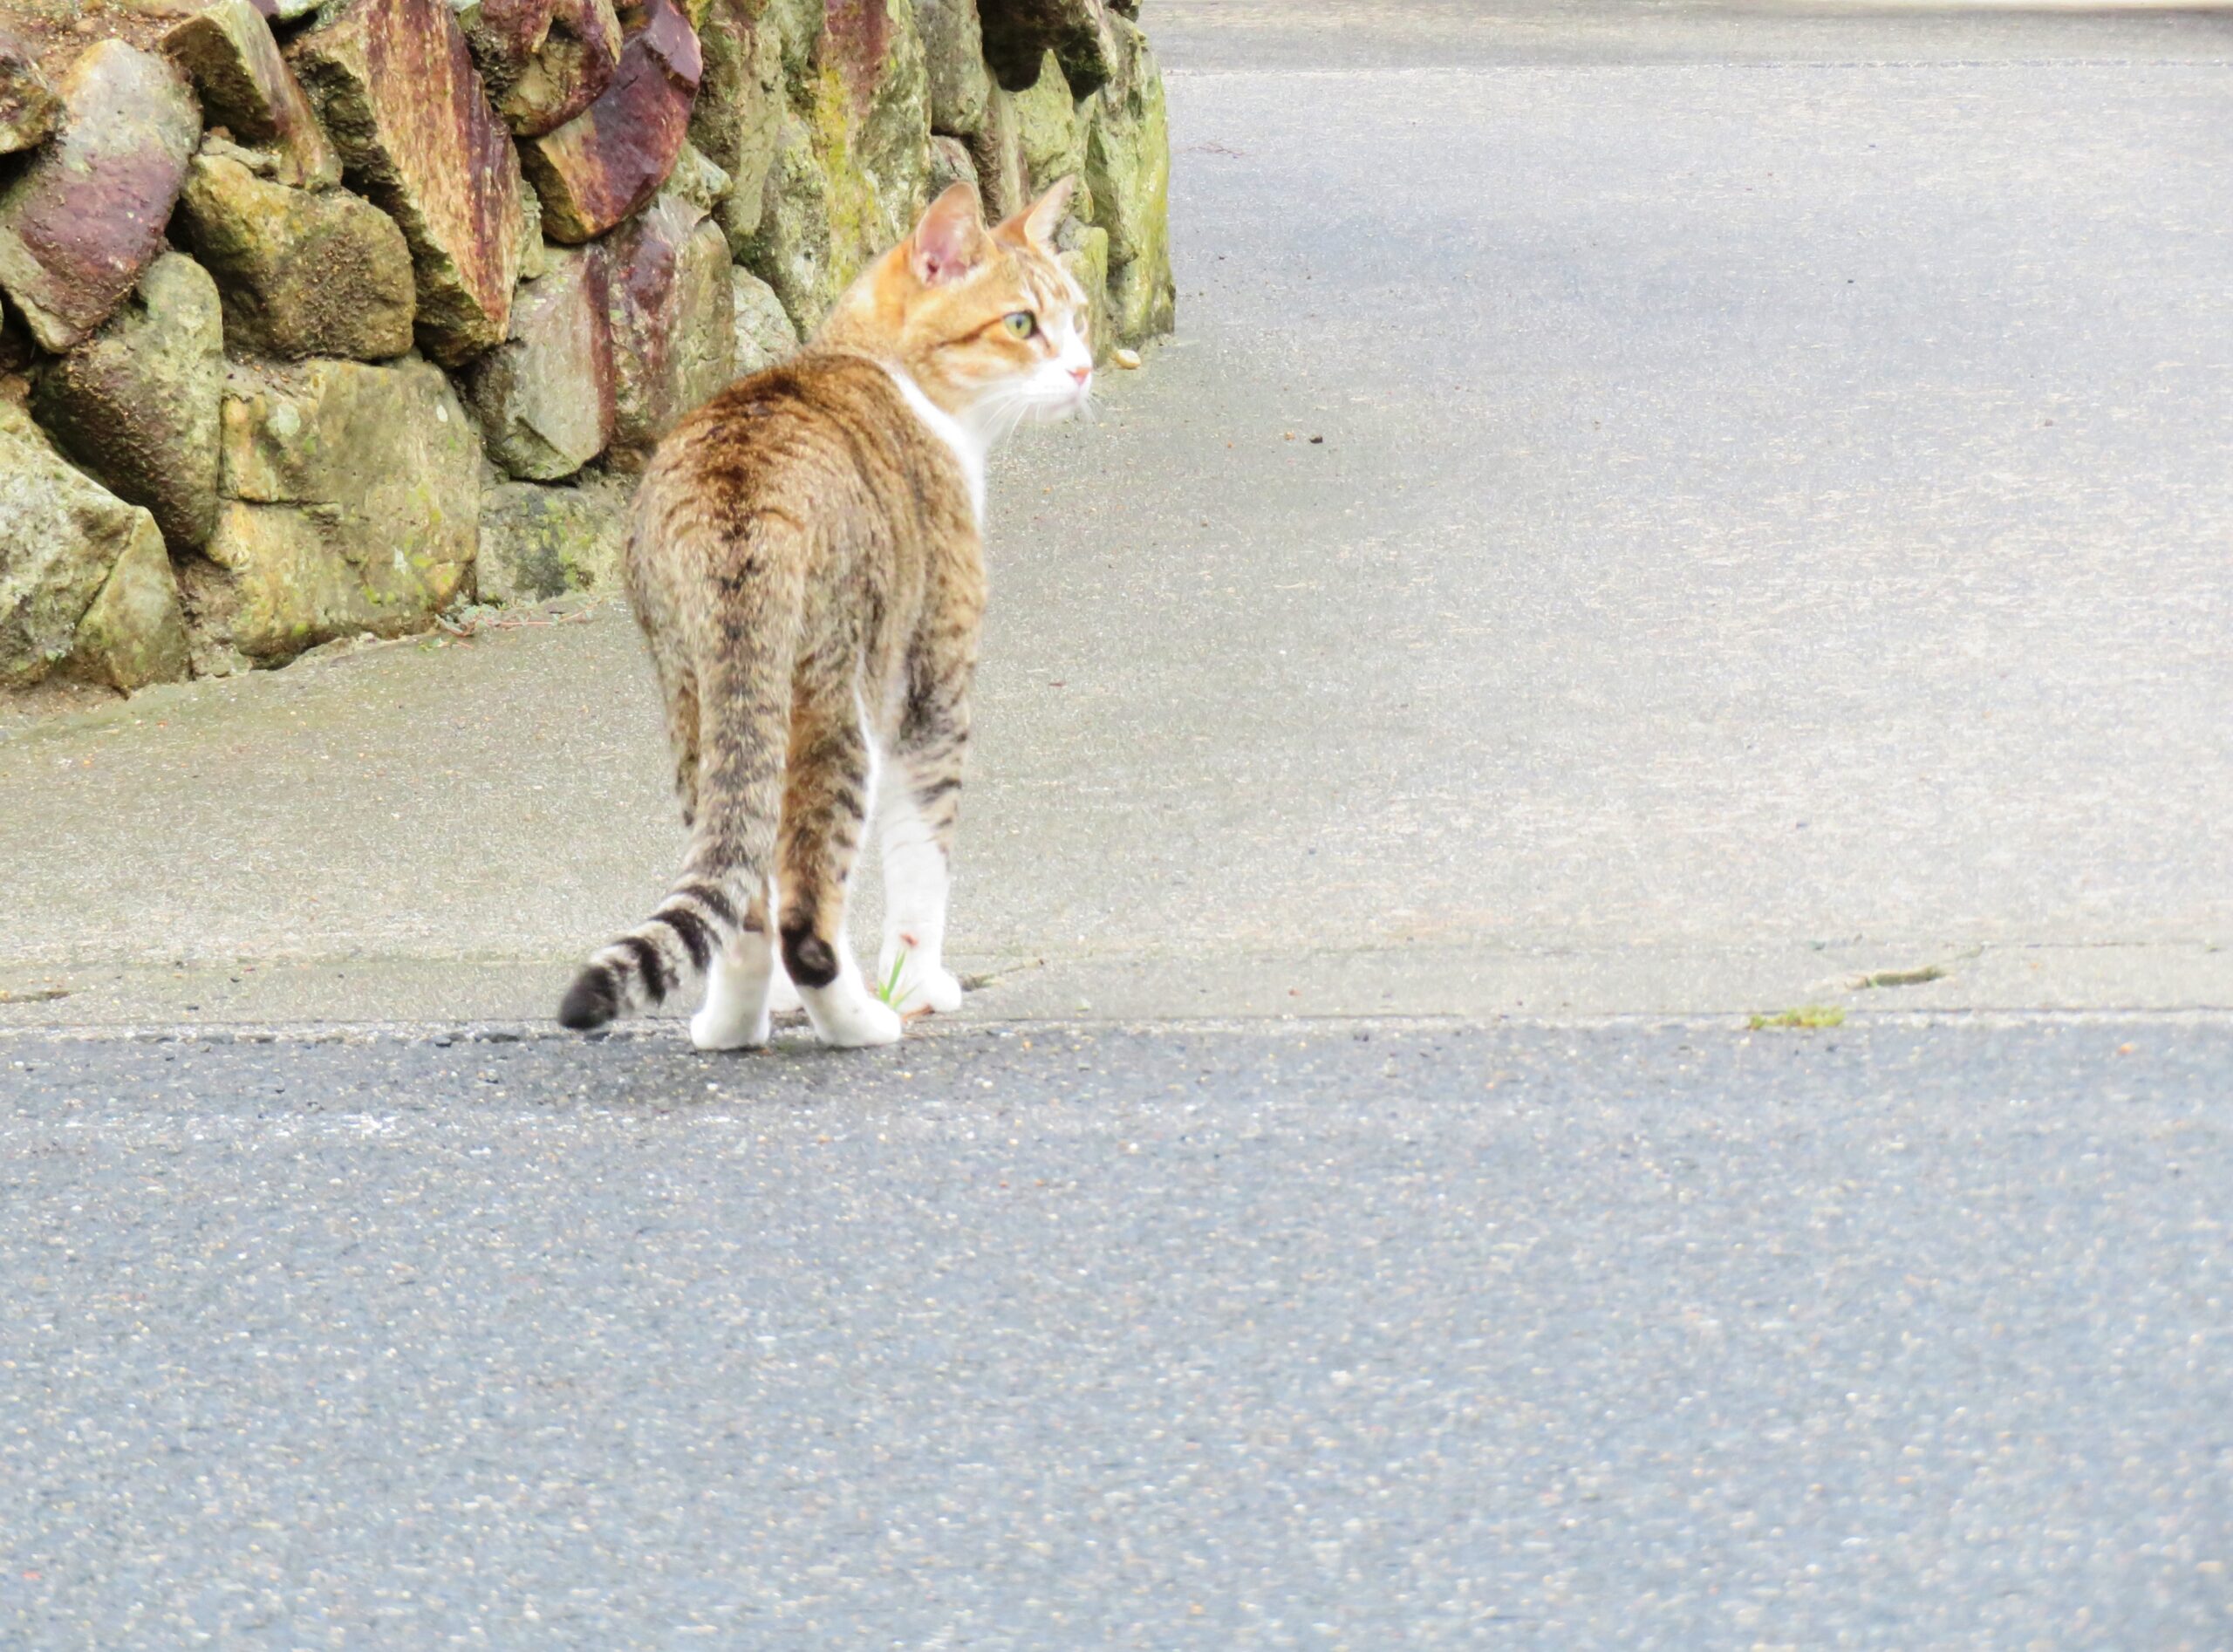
823, 179, 1096, 440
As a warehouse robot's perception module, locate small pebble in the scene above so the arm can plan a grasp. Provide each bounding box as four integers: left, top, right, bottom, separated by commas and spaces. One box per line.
1112, 347, 1142, 370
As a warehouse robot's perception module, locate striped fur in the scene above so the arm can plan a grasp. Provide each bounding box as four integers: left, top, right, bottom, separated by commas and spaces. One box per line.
561, 180, 1096, 1043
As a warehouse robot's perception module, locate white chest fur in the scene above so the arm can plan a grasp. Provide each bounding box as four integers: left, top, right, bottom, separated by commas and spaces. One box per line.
883, 365, 987, 529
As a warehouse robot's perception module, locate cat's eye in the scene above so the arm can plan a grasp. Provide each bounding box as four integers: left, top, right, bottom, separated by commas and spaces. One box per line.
1003, 311, 1038, 339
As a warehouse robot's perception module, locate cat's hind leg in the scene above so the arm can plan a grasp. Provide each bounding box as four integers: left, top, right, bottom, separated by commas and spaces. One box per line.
690, 885, 776, 1050
647, 647, 701, 828
761, 877, 803, 1015
778, 683, 903, 1048
875, 632, 973, 1015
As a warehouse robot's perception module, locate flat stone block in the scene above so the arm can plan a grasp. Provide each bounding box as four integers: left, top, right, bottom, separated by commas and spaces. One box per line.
188, 355, 481, 664
462, 244, 615, 480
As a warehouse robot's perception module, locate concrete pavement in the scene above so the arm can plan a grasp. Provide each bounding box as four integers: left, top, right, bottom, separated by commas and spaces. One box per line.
1151, 0, 2233, 71
4, 2, 2230, 1031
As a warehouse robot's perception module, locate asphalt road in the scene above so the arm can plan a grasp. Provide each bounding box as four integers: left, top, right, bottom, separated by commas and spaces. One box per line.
4, 1018, 2229, 1647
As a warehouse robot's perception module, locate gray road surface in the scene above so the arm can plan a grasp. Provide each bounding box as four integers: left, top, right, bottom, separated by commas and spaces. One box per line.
5, 1018, 2230, 1647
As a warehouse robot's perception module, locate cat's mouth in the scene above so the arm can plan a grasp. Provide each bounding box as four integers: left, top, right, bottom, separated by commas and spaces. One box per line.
1036, 373, 1095, 422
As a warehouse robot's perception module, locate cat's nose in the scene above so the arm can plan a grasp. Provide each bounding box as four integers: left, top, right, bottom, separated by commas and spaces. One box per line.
1069, 364, 1091, 386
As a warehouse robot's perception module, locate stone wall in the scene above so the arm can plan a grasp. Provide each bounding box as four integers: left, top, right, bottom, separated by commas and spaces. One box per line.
0, 0, 1172, 692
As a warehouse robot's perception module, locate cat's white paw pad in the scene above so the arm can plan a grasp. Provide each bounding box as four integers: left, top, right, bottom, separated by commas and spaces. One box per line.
915, 967, 965, 1014
910, 970, 965, 1015
817, 996, 905, 1049
879, 953, 965, 1015
690, 1005, 770, 1051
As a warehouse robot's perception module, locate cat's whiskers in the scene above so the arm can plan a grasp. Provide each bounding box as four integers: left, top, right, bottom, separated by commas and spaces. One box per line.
970, 369, 1094, 442
960, 383, 1055, 450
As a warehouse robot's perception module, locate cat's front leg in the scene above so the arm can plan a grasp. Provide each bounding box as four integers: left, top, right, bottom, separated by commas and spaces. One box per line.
779, 693, 905, 1048
876, 753, 966, 1018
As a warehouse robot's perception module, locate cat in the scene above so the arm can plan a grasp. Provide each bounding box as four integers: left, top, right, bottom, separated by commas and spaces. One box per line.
558, 177, 1095, 1048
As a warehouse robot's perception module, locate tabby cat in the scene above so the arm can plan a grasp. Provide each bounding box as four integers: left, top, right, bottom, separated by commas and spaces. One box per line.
559, 178, 1095, 1048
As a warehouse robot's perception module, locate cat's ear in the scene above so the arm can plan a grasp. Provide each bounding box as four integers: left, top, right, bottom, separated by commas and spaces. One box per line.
997, 176, 1076, 249
909, 183, 989, 285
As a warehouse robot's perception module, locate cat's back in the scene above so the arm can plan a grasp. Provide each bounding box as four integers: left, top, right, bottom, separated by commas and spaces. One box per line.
627, 347, 975, 631
649, 348, 947, 509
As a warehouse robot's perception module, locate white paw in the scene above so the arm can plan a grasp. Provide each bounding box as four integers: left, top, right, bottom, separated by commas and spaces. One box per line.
914, 966, 965, 1014
879, 952, 964, 1015
813, 994, 905, 1049
690, 1002, 770, 1051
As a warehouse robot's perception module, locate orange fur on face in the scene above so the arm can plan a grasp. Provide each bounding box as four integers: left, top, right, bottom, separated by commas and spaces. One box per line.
821, 180, 1096, 436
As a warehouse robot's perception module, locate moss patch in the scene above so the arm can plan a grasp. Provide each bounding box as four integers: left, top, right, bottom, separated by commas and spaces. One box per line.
1747, 1005, 1847, 1031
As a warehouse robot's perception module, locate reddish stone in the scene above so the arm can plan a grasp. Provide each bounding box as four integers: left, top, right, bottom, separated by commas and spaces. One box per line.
603, 188, 733, 454
29, 251, 225, 553
520, 0, 702, 244
819, 0, 894, 98
463, 0, 625, 138
163, 0, 341, 190
290, 0, 525, 365
0, 41, 200, 352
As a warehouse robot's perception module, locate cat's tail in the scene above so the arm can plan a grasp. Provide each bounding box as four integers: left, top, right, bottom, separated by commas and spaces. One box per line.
555, 856, 766, 1033
557, 565, 797, 1033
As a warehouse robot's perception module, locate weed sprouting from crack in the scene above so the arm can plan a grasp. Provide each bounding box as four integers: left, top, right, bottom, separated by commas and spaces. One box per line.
1748, 1005, 1847, 1031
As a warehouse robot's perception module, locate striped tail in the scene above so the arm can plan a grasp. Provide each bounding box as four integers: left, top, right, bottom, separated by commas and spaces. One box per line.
558, 531, 797, 1034
557, 869, 761, 1032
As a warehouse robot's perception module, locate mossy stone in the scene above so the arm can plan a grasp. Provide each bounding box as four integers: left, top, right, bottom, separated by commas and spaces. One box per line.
730, 266, 800, 376
1084, 17, 1170, 343
0, 401, 160, 686
69, 522, 190, 692
476, 476, 631, 601
190, 357, 481, 665
1012, 49, 1080, 196
30, 251, 225, 553
695, 0, 785, 242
